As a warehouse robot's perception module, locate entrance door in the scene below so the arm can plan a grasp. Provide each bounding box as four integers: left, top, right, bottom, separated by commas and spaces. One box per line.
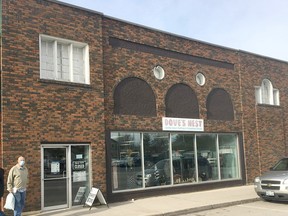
42, 147, 69, 210
42, 144, 90, 211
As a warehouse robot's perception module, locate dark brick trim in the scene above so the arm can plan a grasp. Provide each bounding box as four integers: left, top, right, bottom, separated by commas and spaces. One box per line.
109, 37, 235, 70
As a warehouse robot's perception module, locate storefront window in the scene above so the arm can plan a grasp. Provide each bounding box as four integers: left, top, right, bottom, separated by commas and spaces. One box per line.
111, 132, 142, 191
196, 134, 218, 181
219, 134, 240, 179
142, 133, 170, 187
171, 134, 196, 184
110, 132, 241, 192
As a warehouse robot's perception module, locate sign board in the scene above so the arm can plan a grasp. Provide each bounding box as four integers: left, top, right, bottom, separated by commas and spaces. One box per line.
162, 117, 204, 131
51, 161, 60, 174
84, 187, 108, 210
72, 160, 86, 171
74, 187, 86, 203
73, 171, 87, 182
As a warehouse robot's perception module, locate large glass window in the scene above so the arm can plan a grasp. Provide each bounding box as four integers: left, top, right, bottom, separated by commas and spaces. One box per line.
171, 134, 196, 184
40, 35, 90, 84
142, 133, 170, 187
111, 132, 142, 191
219, 134, 240, 179
110, 132, 241, 192
196, 134, 218, 181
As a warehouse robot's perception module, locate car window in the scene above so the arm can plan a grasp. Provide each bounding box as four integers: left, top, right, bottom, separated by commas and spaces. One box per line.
272, 158, 288, 171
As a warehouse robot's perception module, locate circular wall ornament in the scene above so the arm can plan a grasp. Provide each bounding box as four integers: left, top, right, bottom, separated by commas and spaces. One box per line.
196, 72, 206, 86
153, 66, 165, 80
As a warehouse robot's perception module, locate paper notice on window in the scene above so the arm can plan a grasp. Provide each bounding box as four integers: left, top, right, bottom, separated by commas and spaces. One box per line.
73, 171, 87, 182
51, 161, 60, 174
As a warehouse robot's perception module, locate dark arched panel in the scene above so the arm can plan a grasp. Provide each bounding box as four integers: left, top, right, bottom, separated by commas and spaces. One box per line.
206, 88, 234, 120
114, 77, 156, 116
165, 83, 199, 118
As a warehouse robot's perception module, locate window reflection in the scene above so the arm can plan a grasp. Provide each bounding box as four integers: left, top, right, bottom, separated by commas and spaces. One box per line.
141, 133, 170, 187
196, 134, 218, 181
111, 132, 241, 192
219, 134, 240, 179
171, 134, 196, 184
111, 132, 141, 191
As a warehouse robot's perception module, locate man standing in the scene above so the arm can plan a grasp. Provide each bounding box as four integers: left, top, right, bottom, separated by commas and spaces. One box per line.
7, 156, 28, 216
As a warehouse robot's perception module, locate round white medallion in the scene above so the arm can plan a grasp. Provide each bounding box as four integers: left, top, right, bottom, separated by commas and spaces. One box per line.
196, 72, 206, 86
153, 66, 165, 80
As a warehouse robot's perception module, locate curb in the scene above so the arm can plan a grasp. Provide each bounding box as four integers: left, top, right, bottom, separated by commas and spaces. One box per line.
151, 198, 260, 216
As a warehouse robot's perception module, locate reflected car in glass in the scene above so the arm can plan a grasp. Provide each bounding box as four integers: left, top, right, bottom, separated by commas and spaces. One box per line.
254, 158, 288, 201
136, 156, 211, 187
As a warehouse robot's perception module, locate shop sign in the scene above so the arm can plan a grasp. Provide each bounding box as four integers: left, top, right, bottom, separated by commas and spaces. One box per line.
72, 160, 86, 171
73, 171, 87, 182
74, 186, 86, 203
162, 117, 204, 131
84, 187, 109, 210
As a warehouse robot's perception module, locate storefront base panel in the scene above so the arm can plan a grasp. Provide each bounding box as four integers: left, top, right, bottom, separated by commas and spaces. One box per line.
107, 179, 245, 203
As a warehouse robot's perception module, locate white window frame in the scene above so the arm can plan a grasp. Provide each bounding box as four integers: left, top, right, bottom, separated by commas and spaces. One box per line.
255, 79, 280, 106
39, 34, 90, 84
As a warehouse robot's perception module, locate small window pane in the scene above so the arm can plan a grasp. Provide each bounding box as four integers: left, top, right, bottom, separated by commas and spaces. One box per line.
255, 87, 261, 104
73, 47, 85, 83
41, 41, 55, 79
57, 44, 70, 81
273, 89, 280, 106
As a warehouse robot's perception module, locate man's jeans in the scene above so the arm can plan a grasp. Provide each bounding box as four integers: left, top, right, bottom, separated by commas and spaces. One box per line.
14, 191, 26, 216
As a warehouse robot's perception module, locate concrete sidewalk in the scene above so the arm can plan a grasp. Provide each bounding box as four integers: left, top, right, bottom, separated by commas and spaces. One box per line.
25, 185, 259, 216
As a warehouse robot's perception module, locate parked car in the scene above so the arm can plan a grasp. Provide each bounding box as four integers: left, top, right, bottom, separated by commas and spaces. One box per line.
254, 158, 288, 201
136, 159, 168, 187
136, 156, 211, 187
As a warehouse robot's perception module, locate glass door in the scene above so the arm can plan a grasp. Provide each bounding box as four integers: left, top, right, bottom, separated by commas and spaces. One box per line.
71, 145, 90, 206
42, 144, 90, 211
42, 147, 68, 210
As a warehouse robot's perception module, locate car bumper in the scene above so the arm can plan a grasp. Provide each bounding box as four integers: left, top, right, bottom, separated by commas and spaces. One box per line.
255, 190, 288, 201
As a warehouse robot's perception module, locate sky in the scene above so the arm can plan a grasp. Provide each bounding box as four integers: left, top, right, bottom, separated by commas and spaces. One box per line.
59, 0, 288, 61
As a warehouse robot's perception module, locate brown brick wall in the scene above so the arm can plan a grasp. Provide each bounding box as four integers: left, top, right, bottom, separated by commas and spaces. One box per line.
1, 0, 288, 212
239, 52, 288, 182
103, 17, 242, 134
1, 0, 105, 211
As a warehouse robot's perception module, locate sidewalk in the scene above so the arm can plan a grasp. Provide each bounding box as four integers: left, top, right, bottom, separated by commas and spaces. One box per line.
25, 185, 259, 216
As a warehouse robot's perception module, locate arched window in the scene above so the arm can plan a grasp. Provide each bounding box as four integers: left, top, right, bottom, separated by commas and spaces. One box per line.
206, 88, 234, 121
255, 79, 279, 105
165, 83, 199, 118
261, 79, 273, 104
114, 77, 156, 116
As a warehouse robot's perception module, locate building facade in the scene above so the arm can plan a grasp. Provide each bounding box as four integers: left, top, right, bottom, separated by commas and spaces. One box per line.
1, 0, 288, 213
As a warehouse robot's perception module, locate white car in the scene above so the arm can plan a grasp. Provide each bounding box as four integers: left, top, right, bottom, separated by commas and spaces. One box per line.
254, 158, 288, 201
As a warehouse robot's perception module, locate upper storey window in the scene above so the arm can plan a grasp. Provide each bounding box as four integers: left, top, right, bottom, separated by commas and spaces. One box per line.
40, 35, 90, 84
255, 79, 279, 105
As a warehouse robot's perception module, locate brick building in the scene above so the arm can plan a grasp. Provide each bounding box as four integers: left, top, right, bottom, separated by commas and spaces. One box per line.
1, 0, 287, 213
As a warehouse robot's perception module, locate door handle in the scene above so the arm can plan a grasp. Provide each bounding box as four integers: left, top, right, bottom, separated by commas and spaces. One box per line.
63, 171, 66, 177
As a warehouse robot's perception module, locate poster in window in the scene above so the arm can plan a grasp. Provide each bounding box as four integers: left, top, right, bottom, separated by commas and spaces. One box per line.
51, 161, 60, 174
73, 171, 86, 182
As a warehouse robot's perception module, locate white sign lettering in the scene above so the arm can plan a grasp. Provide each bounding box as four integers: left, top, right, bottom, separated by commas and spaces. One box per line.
162, 117, 204, 131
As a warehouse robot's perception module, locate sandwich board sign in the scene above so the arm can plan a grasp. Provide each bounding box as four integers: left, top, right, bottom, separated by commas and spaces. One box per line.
73, 187, 86, 204
84, 187, 109, 210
